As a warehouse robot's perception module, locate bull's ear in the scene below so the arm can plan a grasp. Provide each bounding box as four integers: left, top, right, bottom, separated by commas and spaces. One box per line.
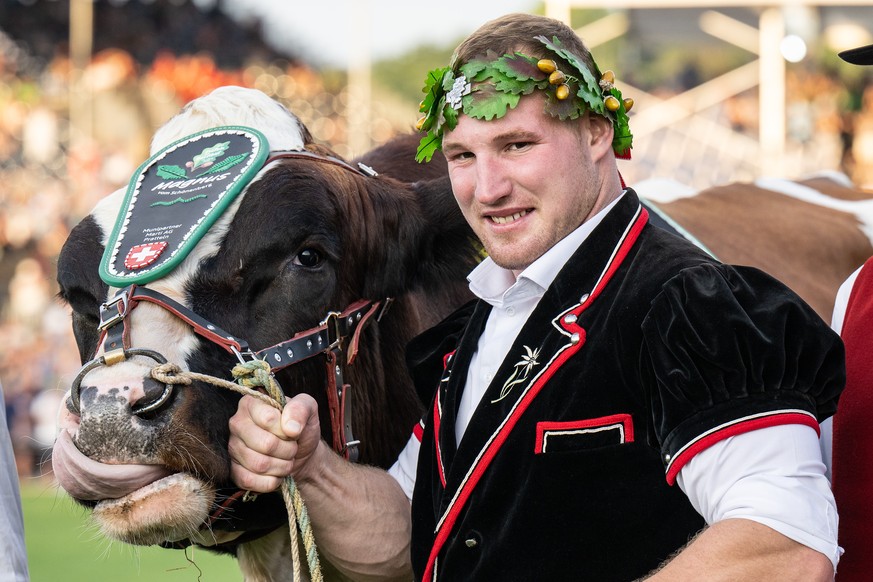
57, 215, 109, 363
410, 175, 480, 287
359, 174, 479, 301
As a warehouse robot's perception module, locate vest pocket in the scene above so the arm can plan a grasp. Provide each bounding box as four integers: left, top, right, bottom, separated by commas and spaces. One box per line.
535, 413, 634, 454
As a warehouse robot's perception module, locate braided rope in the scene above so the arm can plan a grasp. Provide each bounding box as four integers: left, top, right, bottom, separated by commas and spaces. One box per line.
151, 361, 323, 582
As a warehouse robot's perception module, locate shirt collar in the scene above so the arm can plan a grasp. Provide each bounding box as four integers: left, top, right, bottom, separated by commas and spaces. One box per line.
468, 192, 625, 307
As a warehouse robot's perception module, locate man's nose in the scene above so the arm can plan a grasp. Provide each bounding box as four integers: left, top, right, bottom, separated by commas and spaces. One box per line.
473, 156, 512, 204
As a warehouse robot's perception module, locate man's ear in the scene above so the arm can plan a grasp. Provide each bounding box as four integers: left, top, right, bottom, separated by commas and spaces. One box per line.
587, 114, 615, 162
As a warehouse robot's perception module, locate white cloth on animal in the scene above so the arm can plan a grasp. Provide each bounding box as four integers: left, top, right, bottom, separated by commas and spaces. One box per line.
389, 192, 839, 568
0, 380, 30, 582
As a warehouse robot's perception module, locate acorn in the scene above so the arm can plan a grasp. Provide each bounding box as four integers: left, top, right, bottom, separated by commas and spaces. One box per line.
601, 70, 616, 84
537, 59, 557, 73
419, 100, 427, 112
548, 70, 566, 85
555, 84, 571, 100
623, 97, 634, 112
604, 95, 621, 111
416, 116, 427, 131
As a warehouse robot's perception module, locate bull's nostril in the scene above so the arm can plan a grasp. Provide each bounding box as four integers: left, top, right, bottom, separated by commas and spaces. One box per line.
131, 376, 174, 416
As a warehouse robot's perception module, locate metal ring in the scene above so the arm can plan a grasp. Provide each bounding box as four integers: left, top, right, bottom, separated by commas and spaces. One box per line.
69, 356, 108, 415
69, 348, 169, 415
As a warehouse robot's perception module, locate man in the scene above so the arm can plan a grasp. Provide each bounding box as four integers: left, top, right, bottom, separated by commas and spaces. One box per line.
229, 14, 844, 581
819, 41, 873, 582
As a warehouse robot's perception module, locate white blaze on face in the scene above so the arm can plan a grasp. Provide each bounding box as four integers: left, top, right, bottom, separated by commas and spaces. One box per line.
151, 85, 309, 155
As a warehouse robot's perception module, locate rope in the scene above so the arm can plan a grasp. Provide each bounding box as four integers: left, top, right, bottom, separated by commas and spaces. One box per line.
151, 361, 323, 582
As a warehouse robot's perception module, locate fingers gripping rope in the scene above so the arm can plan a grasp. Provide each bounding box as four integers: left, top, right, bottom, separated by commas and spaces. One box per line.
150, 361, 323, 582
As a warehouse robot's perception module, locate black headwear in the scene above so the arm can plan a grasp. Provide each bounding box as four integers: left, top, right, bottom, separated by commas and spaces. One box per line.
839, 43, 873, 65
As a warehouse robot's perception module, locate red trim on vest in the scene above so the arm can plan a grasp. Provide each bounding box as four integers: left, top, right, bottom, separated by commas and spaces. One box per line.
433, 390, 446, 488
413, 420, 425, 442
535, 413, 634, 454
433, 351, 454, 488
832, 258, 873, 581
665, 412, 820, 485
421, 206, 648, 582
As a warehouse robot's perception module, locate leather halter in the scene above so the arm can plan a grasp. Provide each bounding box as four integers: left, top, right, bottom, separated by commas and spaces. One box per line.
87, 283, 390, 462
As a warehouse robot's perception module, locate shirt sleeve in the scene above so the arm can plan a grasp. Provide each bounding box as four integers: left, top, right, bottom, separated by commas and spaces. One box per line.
640, 263, 845, 483
388, 430, 421, 502
676, 424, 841, 570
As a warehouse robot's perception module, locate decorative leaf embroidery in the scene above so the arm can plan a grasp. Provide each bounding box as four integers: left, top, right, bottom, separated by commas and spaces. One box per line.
492, 345, 541, 403
191, 141, 230, 170
198, 152, 249, 176
157, 165, 187, 180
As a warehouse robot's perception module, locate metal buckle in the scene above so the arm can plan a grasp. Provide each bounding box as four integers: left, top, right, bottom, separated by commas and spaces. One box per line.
376, 297, 394, 323
321, 311, 342, 349
230, 345, 258, 365
98, 288, 132, 331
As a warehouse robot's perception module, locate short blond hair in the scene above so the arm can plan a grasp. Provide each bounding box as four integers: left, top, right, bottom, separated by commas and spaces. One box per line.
453, 13, 597, 75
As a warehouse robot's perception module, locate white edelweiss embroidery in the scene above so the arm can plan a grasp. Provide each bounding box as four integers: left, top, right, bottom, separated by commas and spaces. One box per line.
492, 345, 541, 403
446, 75, 472, 110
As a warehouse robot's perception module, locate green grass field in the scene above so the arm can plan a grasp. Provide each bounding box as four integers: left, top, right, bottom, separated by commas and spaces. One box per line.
20, 478, 241, 581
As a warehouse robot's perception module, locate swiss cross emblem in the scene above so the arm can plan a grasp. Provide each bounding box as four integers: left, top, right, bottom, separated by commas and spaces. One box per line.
124, 242, 168, 270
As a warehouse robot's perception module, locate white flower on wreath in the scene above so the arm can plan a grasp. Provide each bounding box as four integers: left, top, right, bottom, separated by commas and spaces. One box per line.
446, 75, 472, 110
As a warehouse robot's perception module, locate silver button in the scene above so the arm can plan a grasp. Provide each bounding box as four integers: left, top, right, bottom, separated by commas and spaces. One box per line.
465, 538, 478, 548
580, 293, 590, 302
570, 333, 581, 345
564, 314, 577, 324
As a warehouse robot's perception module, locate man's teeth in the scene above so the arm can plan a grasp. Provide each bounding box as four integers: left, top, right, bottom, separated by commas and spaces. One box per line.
490, 210, 528, 225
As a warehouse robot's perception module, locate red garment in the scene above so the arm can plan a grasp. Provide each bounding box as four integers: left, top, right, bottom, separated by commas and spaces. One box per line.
834, 257, 873, 581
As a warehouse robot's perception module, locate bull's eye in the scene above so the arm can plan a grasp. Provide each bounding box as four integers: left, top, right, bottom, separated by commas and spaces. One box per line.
294, 248, 322, 268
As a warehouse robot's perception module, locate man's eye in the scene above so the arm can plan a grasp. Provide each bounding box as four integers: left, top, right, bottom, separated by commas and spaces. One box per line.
508, 142, 532, 151
293, 248, 322, 268
448, 151, 473, 162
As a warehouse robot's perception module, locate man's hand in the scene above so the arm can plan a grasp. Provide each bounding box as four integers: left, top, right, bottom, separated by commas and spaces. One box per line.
228, 393, 323, 492
226, 392, 414, 580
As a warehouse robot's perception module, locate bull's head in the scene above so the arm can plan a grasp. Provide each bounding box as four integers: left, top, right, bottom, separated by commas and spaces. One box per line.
52, 86, 477, 575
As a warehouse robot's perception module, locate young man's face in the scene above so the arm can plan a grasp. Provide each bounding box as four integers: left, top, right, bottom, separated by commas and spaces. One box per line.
442, 95, 613, 275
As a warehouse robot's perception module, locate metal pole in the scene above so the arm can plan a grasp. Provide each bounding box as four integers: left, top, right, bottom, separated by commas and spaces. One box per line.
759, 7, 786, 176
347, 0, 372, 156
69, 0, 94, 147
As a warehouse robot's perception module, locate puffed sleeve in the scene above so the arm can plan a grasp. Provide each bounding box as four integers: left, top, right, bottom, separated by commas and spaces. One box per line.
640, 263, 845, 484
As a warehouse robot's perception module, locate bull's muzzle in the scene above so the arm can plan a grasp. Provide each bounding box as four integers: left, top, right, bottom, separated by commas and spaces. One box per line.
70, 348, 174, 416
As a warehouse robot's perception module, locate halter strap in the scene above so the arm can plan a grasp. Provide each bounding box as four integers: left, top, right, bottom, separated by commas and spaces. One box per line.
266, 149, 379, 178
92, 283, 385, 462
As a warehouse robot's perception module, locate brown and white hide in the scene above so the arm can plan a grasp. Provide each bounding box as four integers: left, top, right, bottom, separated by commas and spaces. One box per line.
635, 173, 873, 319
